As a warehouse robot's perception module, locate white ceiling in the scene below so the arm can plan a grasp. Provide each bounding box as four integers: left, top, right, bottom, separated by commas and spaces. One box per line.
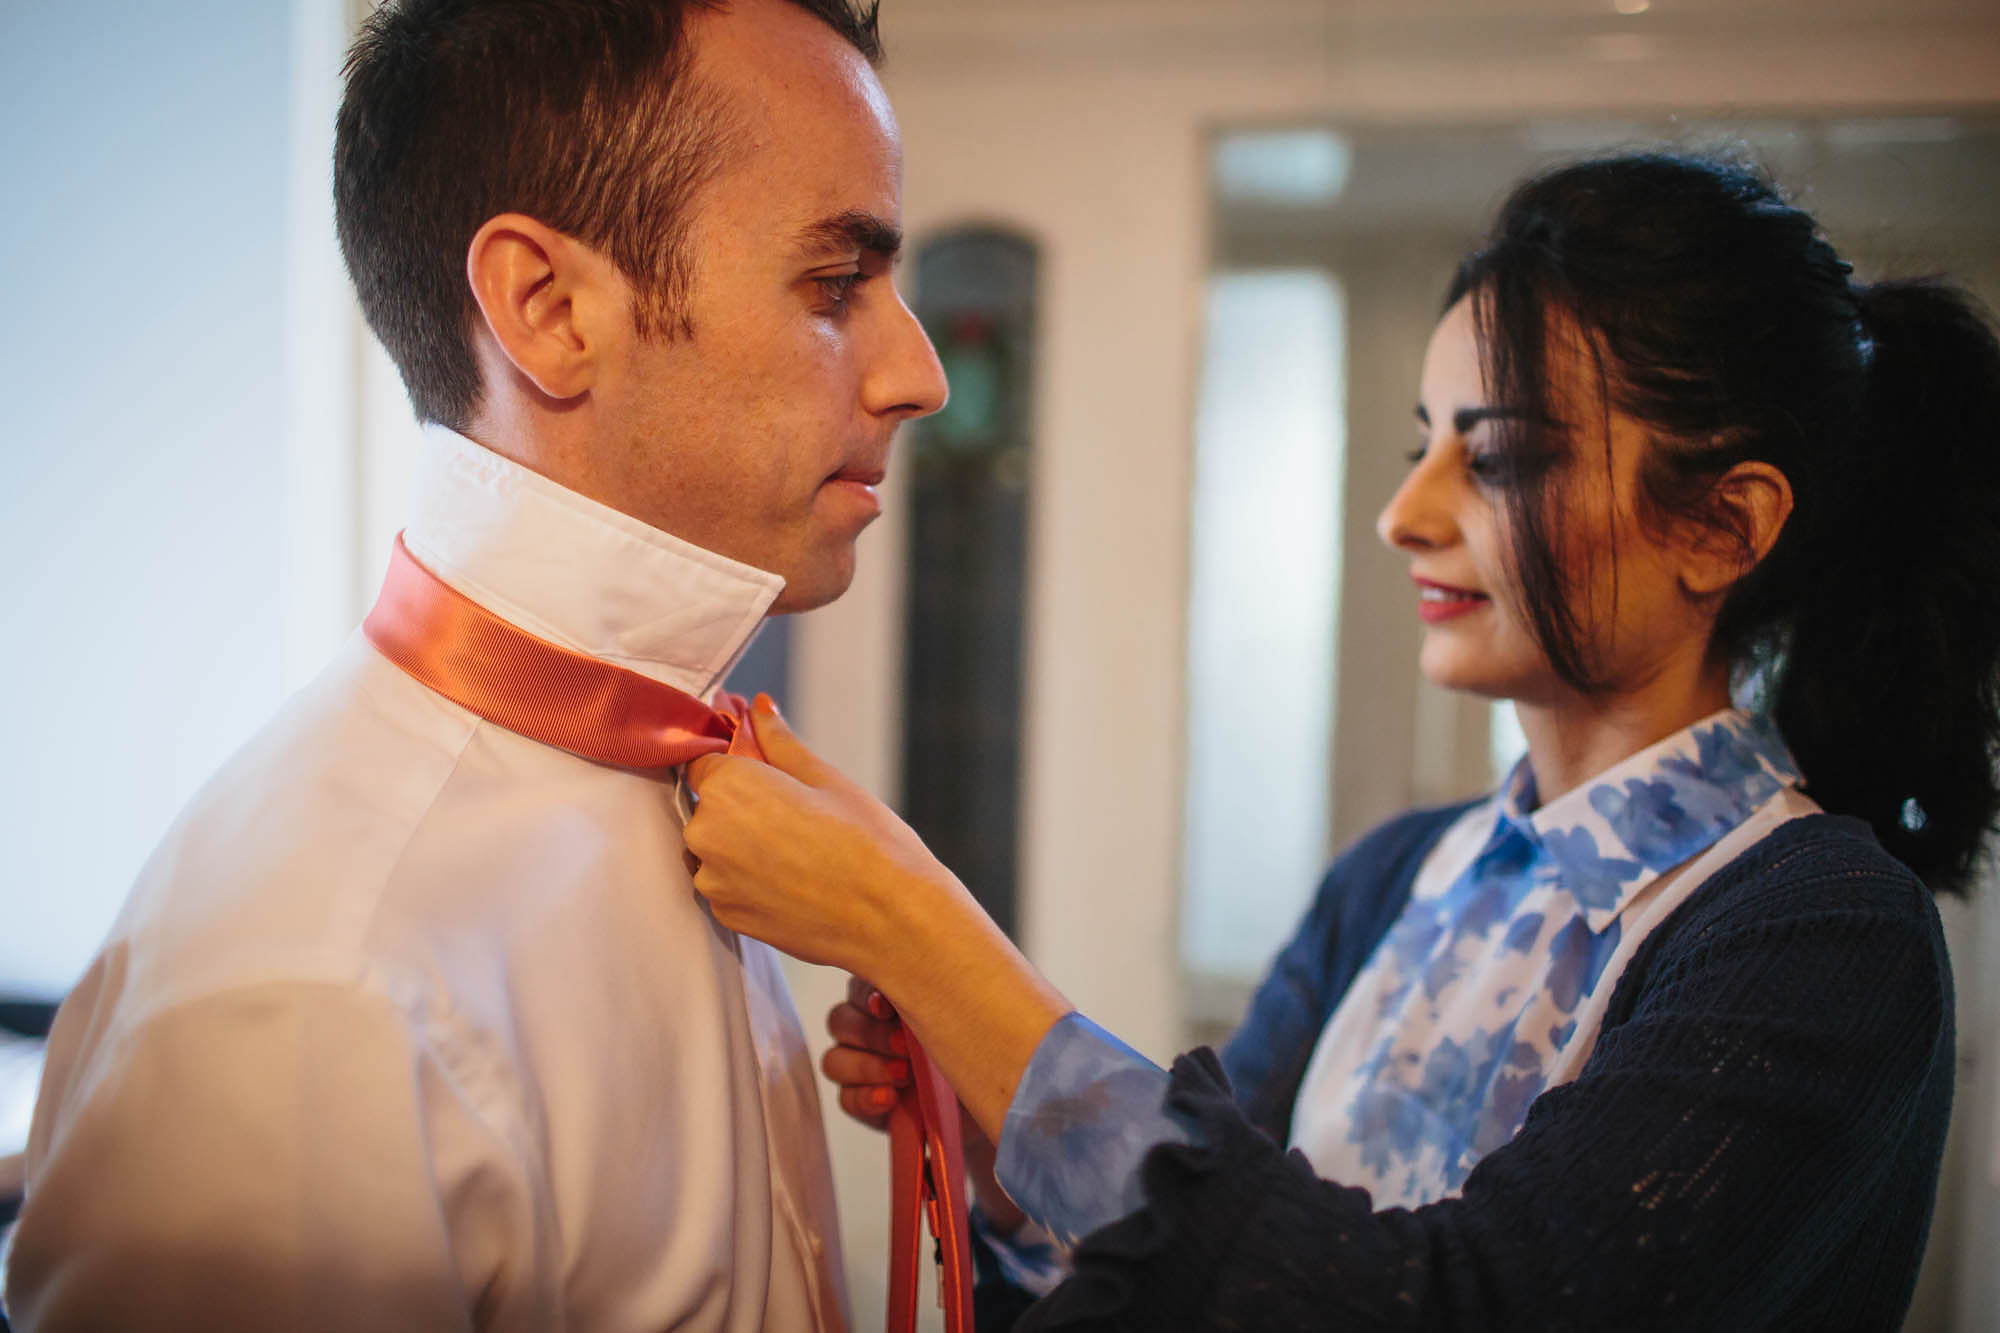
880, 0, 2000, 62
876, 0, 2000, 111
886, 0, 1996, 20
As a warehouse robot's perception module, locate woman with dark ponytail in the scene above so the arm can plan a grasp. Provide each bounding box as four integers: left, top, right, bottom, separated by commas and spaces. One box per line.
681, 150, 2000, 1330
1450, 156, 2000, 897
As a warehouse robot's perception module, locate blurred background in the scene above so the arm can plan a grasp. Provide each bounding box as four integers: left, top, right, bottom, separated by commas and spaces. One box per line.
4, 0, 1998, 1327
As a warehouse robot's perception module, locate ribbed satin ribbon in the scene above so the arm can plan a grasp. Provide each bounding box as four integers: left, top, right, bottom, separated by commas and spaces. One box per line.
362, 533, 973, 1333
888, 1029, 975, 1333
364, 534, 758, 768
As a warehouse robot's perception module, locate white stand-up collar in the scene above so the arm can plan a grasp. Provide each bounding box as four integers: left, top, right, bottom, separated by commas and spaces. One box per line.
401, 424, 786, 700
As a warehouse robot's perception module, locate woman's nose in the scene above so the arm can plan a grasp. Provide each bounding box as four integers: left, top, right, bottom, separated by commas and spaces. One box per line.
1376, 454, 1455, 553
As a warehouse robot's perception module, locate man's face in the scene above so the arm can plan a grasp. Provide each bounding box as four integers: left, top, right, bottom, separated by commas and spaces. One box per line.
587, 0, 946, 613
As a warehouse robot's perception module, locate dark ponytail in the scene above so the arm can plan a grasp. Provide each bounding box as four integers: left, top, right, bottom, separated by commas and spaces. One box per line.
1450, 152, 2000, 894
1771, 279, 2000, 892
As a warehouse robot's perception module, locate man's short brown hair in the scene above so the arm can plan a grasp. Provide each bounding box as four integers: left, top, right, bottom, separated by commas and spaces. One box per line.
334, 0, 882, 429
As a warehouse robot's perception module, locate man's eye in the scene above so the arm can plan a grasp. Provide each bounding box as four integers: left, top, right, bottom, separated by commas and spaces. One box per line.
813, 273, 864, 310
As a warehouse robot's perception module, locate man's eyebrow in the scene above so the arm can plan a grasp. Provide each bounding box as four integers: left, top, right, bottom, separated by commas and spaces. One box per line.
793, 209, 904, 261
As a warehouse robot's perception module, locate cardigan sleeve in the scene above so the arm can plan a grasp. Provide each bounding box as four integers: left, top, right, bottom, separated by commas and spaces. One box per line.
1014, 822, 1954, 1332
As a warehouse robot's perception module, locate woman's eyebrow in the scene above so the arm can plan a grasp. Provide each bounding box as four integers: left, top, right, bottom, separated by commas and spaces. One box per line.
1412, 403, 1528, 431
1453, 406, 1531, 433
1464, 406, 1578, 438
1414, 403, 1559, 436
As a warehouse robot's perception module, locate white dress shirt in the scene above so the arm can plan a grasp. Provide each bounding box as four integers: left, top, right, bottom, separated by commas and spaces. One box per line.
4, 425, 848, 1332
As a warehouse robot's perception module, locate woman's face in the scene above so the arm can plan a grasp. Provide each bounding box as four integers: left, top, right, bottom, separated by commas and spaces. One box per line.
1377, 296, 1713, 707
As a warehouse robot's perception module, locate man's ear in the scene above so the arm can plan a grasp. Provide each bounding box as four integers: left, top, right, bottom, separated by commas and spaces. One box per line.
465, 213, 626, 402
1680, 460, 1795, 599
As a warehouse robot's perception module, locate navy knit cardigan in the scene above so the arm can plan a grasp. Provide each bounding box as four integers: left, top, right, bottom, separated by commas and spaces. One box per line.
1003, 808, 1954, 1332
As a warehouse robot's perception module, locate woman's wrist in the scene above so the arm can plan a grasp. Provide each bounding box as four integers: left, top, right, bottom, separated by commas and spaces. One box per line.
865, 873, 1070, 1140
960, 1109, 1029, 1233
845, 854, 981, 999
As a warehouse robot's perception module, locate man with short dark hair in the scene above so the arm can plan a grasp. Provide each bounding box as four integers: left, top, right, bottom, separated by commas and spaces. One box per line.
3, 1, 943, 1327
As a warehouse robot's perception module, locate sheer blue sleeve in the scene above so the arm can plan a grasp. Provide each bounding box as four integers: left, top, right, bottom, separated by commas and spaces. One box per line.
969, 1206, 1069, 1299
993, 1013, 1196, 1244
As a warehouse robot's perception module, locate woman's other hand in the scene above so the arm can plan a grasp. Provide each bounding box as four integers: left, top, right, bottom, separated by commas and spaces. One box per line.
826, 975, 1029, 1230
824, 974, 911, 1129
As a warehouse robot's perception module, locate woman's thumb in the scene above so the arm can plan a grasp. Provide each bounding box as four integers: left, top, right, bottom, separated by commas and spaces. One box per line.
749, 694, 841, 788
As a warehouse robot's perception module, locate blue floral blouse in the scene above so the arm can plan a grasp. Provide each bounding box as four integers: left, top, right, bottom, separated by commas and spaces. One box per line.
986, 708, 1807, 1284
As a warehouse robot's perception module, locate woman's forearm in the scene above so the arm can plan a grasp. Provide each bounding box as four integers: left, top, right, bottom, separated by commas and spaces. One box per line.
855, 860, 1070, 1142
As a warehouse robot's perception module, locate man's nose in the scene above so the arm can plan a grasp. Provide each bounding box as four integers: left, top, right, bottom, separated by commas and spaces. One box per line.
867, 289, 948, 421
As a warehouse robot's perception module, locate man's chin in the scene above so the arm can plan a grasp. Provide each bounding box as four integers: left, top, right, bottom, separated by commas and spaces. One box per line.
767, 553, 858, 615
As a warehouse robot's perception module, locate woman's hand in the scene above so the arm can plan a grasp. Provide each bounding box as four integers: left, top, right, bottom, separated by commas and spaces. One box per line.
683, 697, 964, 980
684, 699, 1072, 1142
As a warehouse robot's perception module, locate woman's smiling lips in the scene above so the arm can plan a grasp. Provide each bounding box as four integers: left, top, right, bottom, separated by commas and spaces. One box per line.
1413, 575, 1491, 623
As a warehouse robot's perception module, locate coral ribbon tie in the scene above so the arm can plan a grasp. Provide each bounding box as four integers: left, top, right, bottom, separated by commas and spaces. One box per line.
364, 534, 758, 768
887, 1030, 975, 1333
362, 533, 973, 1332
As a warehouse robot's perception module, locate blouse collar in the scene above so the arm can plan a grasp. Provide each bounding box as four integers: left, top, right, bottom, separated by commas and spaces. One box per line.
1494, 709, 1803, 932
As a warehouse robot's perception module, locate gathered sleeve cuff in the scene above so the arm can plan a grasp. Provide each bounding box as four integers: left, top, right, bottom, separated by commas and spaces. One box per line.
993, 1014, 1195, 1246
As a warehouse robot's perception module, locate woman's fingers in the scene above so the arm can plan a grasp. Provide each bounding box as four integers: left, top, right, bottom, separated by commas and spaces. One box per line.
846, 973, 897, 1021
826, 997, 907, 1058
846, 973, 874, 1009
821, 1043, 910, 1089
744, 695, 849, 791
684, 751, 726, 791
825, 992, 910, 1131
839, 1085, 897, 1128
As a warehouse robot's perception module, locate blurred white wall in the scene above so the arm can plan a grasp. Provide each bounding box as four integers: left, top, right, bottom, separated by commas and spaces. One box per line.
0, 1, 301, 996
1180, 270, 1344, 984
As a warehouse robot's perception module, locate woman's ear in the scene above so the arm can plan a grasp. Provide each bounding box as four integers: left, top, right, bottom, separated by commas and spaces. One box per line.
1680, 460, 1795, 598
464, 213, 626, 402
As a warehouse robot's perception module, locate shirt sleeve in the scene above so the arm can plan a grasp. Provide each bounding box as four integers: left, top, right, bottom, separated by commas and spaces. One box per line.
4, 981, 546, 1333
1011, 849, 1952, 1331
993, 1014, 1195, 1245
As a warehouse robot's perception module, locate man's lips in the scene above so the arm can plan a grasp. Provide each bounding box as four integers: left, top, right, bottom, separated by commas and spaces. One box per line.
823, 464, 886, 520
1413, 576, 1490, 624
